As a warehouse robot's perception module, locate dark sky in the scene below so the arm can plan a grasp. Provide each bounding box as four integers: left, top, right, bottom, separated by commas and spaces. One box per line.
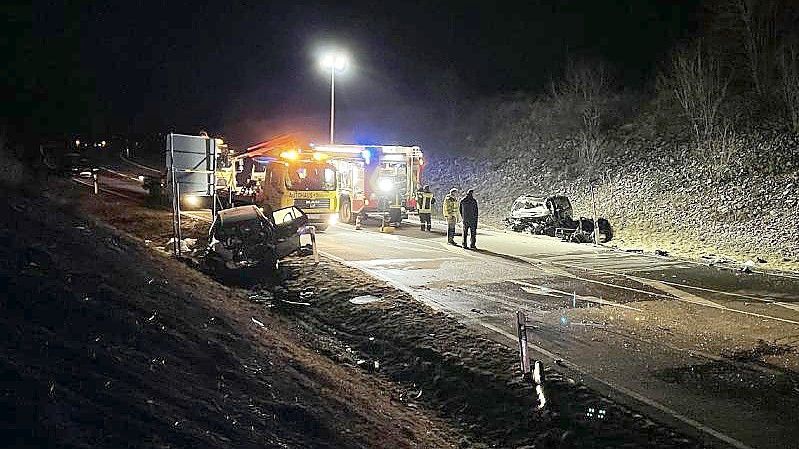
11, 1, 700, 143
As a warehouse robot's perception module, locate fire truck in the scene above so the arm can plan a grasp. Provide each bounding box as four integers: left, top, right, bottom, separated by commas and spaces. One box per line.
310, 144, 424, 224
216, 136, 340, 230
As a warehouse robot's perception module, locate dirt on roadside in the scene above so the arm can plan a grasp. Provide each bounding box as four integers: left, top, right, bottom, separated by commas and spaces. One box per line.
0, 186, 461, 449
6, 179, 714, 448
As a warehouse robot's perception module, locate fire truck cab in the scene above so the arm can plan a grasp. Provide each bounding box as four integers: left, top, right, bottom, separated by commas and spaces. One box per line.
217, 137, 339, 230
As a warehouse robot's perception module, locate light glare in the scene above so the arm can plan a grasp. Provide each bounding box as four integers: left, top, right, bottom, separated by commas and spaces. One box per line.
321, 51, 348, 72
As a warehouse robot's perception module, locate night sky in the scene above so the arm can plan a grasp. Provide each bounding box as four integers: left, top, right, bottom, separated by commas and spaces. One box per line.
9, 1, 700, 144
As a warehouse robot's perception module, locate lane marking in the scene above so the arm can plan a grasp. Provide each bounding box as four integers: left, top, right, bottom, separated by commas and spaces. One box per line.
100, 166, 144, 182
119, 152, 161, 173
514, 255, 799, 326
510, 279, 643, 312
72, 178, 138, 201
320, 249, 754, 449
356, 257, 462, 266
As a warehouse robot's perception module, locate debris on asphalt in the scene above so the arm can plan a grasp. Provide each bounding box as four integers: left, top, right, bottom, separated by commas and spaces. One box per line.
165, 237, 195, 254
251, 317, 266, 328
349, 295, 382, 305
279, 299, 310, 306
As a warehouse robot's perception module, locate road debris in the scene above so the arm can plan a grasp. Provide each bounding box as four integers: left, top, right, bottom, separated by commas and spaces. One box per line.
251, 317, 266, 328
349, 295, 382, 305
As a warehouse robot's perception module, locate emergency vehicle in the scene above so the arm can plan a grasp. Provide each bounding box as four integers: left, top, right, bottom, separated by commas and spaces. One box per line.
310, 144, 424, 223
216, 136, 339, 230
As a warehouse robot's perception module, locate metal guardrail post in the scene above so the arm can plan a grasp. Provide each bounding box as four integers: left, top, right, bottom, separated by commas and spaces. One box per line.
309, 225, 319, 264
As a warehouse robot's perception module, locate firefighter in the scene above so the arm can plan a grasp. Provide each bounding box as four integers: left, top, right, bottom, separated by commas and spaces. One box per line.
417, 185, 435, 231
459, 188, 478, 249
443, 188, 459, 244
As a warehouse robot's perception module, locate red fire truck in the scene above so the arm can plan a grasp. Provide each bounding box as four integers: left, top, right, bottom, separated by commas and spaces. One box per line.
310, 144, 424, 224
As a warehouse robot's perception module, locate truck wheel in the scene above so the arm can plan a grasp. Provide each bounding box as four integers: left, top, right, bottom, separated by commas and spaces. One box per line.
339, 199, 353, 224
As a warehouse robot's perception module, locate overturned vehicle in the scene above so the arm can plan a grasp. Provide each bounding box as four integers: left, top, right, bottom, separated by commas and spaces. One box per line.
202, 205, 312, 278
505, 194, 612, 243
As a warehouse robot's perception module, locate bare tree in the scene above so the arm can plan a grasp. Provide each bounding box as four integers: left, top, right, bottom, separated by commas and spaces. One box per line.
778, 41, 799, 132
734, 0, 779, 97
552, 60, 610, 174
660, 40, 731, 144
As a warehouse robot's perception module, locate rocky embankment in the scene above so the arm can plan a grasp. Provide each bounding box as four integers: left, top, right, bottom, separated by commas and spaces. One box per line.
424, 131, 799, 273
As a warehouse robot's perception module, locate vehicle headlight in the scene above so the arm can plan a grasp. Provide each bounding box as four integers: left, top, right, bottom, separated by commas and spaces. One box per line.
183, 195, 201, 208
378, 178, 393, 193
328, 214, 338, 225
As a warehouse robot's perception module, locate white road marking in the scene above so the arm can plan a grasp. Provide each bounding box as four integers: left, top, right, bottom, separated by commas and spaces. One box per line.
320, 249, 755, 449
119, 152, 161, 173
356, 257, 462, 266
510, 279, 643, 311
100, 167, 144, 182
72, 178, 137, 201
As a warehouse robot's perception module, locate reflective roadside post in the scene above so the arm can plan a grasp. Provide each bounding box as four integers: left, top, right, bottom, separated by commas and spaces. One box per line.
92, 169, 99, 195
590, 180, 600, 245
517, 310, 531, 376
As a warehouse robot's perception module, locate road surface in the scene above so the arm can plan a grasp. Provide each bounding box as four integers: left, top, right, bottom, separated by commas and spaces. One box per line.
79, 150, 799, 449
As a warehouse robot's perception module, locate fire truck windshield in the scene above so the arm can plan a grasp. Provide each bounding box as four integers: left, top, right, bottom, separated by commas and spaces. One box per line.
286, 163, 336, 191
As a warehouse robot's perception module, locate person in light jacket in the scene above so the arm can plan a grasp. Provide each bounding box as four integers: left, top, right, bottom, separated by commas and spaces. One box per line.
442, 188, 459, 244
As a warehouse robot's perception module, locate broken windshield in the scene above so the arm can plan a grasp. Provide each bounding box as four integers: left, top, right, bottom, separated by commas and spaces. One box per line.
512, 198, 546, 211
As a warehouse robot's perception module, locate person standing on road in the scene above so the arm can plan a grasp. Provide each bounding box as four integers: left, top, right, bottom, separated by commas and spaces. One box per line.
443, 188, 459, 244
417, 185, 435, 231
459, 189, 478, 249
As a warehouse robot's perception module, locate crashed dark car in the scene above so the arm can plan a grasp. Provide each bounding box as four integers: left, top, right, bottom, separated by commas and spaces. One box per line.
506, 194, 612, 243
203, 205, 308, 276
507, 194, 574, 236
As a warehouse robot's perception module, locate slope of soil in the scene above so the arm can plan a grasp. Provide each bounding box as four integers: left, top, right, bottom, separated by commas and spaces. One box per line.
423, 131, 799, 273
0, 188, 460, 448
258, 260, 704, 448
22, 178, 710, 448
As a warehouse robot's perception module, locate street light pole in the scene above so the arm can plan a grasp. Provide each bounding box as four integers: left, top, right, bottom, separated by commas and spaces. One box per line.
330, 66, 335, 144
320, 50, 348, 145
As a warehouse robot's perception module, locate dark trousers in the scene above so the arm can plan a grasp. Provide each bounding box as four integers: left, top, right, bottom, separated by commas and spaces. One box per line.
446, 218, 456, 242
462, 220, 477, 247
419, 213, 431, 231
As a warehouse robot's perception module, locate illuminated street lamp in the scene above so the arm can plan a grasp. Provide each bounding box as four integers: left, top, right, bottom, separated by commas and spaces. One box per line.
320, 51, 349, 144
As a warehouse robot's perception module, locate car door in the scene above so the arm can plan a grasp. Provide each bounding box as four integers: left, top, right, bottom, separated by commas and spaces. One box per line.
270, 206, 308, 258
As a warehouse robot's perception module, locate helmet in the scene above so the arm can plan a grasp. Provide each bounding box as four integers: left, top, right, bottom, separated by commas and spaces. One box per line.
449, 188, 458, 195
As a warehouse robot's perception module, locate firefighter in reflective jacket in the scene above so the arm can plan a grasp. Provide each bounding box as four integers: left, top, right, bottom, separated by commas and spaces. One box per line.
417, 185, 435, 231
442, 188, 459, 244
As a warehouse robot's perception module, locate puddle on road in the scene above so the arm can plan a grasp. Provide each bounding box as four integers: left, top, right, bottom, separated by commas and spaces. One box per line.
653, 360, 799, 422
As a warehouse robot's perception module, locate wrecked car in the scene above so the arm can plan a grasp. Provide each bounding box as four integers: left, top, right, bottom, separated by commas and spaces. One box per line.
505, 194, 612, 243
203, 205, 309, 276
507, 194, 574, 236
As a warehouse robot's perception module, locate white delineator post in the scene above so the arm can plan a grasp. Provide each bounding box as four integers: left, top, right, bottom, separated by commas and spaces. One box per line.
517, 310, 531, 375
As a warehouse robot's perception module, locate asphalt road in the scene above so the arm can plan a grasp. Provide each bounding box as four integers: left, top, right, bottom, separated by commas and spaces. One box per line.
81, 150, 799, 449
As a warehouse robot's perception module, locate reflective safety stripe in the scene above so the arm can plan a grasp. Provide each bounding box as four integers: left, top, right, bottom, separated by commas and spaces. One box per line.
419, 193, 434, 213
